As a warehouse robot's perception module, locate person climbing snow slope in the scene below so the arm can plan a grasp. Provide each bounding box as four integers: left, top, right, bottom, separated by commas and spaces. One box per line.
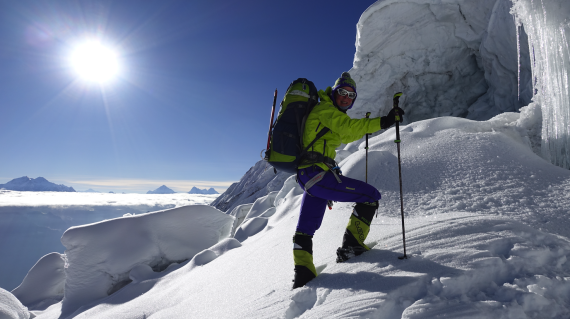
292, 72, 404, 288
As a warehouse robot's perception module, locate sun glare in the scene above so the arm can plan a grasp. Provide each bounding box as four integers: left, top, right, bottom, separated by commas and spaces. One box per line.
70, 41, 120, 84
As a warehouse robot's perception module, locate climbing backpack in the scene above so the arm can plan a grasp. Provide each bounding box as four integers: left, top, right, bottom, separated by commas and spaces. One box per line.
263, 78, 329, 174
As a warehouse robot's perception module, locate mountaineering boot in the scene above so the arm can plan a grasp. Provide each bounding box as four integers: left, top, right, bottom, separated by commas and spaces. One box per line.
292, 232, 317, 289
336, 201, 378, 263
293, 265, 316, 289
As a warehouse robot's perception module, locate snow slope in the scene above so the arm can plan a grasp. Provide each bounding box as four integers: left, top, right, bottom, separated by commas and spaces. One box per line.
25, 106, 570, 319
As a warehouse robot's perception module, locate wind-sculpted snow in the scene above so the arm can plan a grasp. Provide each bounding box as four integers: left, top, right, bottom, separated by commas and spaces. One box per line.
0, 287, 31, 319
232, 192, 278, 243
244, 191, 278, 220
58, 205, 233, 316
234, 218, 269, 243
211, 160, 291, 213
11, 253, 65, 311
227, 203, 253, 236
348, 0, 532, 123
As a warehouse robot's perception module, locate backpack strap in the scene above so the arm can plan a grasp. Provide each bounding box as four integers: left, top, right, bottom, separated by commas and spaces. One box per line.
298, 127, 330, 163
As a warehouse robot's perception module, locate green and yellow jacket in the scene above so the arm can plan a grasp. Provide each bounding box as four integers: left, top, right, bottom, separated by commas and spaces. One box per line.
299, 87, 383, 171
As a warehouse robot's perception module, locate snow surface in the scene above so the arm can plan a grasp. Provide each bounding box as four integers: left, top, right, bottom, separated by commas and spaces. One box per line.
0, 192, 218, 291
23, 108, 570, 319
11, 253, 65, 311
231, 192, 278, 243
227, 203, 254, 236
58, 205, 233, 316
210, 160, 292, 213
0, 288, 30, 319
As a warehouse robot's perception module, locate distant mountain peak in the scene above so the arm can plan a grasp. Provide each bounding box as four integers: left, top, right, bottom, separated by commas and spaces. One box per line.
147, 185, 176, 194
0, 176, 75, 192
188, 187, 218, 195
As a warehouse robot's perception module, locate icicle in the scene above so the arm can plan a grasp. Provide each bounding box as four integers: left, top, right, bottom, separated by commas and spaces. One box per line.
516, 21, 521, 100
511, 0, 570, 169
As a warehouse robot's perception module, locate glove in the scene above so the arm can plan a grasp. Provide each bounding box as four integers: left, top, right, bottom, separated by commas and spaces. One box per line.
380, 106, 405, 129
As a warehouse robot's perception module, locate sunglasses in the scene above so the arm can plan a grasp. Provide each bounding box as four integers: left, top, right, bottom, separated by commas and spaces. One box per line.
336, 88, 357, 99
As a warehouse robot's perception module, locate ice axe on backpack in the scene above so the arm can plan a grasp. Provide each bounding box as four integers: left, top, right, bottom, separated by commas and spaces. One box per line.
264, 89, 278, 157
393, 92, 408, 260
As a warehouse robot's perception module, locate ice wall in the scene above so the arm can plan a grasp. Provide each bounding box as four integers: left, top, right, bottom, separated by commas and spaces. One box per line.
511, 0, 570, 169
348, 0, 532, 123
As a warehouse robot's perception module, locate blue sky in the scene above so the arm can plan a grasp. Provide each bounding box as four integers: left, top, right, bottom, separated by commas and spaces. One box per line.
0, 0, 377, 193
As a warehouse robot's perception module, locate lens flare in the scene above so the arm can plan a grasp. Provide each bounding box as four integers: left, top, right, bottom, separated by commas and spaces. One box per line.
70, 41, 120, 84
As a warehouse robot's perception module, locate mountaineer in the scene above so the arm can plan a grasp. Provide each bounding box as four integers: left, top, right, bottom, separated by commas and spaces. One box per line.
292, 72, 404, 288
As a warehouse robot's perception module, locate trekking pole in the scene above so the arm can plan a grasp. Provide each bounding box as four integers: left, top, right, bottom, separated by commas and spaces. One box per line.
393, 92, 408, 260
365, 112, 371, 183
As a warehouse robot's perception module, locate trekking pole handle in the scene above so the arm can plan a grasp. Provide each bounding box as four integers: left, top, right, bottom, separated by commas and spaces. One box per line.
393, 92, 402, 120
365, 112, 371, 148
393, 92, 402, 143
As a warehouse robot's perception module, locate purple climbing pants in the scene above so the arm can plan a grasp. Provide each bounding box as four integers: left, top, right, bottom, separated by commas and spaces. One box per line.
296, 165, 381, 236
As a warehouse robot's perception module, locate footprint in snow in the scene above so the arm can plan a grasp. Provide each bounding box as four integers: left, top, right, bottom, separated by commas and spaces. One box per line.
284, 287, 331, 319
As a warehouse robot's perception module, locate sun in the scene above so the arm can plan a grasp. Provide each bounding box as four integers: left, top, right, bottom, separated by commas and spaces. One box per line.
70, 40, 120, 84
